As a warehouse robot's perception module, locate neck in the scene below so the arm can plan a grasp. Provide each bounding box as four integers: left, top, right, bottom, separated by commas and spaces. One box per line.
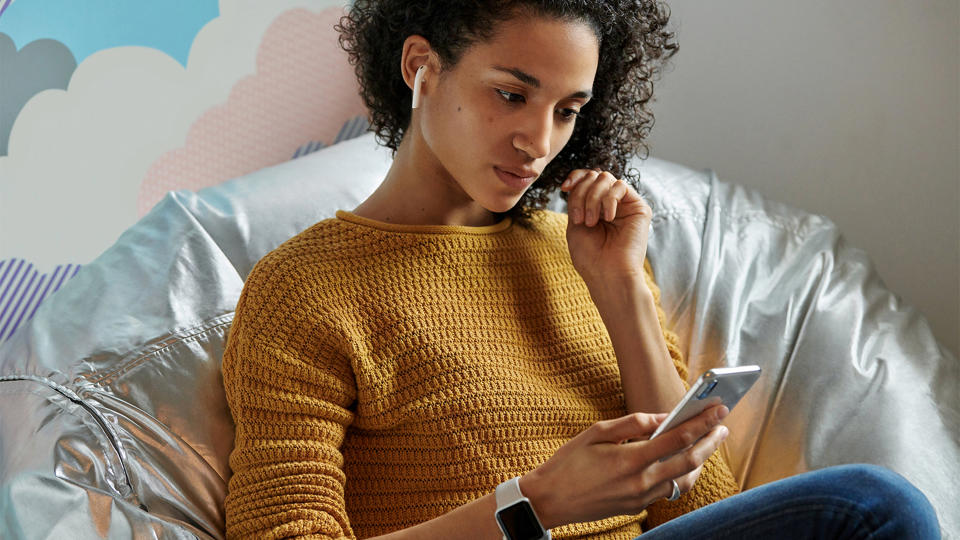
352, 126, 499, 227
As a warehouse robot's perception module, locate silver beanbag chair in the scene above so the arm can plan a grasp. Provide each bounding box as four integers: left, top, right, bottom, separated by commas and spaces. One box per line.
1, 133, 956, 538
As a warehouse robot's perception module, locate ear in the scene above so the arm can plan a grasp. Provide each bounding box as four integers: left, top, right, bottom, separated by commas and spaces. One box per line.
400, 35, 440, 96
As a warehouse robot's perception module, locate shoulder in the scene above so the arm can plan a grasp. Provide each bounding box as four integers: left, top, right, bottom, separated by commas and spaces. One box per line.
244, 223, 316, 289
231, 219, 362, 346
239, 218, 366, 313
527, 209, 660, 292
247, 217, 365, 285
535, 208, 568, 227
520, 208, 568, 237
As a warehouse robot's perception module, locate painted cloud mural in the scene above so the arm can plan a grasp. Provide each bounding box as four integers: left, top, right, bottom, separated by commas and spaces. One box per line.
0, 0, 367, 342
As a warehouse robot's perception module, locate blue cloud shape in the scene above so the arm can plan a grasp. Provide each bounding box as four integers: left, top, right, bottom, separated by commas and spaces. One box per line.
0, 0, 218, 67
0, 32, 77, 156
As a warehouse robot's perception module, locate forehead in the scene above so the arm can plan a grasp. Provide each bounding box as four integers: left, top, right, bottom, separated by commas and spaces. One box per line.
456, 15, 600, 92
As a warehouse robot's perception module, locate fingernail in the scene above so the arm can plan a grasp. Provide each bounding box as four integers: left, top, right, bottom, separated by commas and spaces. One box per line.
585, 209, 594, 224
717, 405, 729, 421
718, 425, 729, 440
571, 208, 582, 224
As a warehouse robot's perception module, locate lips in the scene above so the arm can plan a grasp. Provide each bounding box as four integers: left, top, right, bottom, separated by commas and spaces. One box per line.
497, 165, 539, 179
494, 166, 538, 190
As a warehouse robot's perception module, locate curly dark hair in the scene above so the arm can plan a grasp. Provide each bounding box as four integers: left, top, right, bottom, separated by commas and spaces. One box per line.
336, 0, 678, 228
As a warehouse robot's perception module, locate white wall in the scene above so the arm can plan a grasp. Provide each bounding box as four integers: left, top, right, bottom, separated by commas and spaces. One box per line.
648, 0, 959, 357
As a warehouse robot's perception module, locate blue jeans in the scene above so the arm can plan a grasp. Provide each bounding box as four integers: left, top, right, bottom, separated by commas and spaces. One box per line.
638, 464, 940, 539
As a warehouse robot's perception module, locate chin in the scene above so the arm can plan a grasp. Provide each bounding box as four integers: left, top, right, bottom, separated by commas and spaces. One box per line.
483, 197, 522, 214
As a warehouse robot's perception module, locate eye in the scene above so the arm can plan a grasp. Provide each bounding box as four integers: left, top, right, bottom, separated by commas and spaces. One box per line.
496, 89, 525, 103
558, 108, 582, 121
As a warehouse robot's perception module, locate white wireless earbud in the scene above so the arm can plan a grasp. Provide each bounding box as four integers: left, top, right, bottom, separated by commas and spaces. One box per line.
411, 65, 427, 109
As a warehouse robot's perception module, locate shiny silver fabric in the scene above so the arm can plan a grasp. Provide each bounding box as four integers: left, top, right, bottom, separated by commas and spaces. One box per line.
639, 161, 959, 539
1, 133, 957, 538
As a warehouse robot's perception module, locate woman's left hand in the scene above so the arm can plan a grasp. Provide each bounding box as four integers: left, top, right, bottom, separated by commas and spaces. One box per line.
561, 168, 653, 283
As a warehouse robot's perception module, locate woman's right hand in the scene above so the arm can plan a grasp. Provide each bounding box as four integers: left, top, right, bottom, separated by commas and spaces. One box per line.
519, 405, 730, 529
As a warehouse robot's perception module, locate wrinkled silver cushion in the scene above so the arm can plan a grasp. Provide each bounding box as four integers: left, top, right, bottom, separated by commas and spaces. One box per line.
1, 133, 956, 539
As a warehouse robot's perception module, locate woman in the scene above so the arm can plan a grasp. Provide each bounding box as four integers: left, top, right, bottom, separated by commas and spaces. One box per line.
221, 1, 940, 538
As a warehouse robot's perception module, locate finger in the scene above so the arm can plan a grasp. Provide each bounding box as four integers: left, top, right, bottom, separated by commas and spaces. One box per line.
566, 170, 600, 225
676, 466, 703, 495
657, 465, 702, 502
601, 179, 629, 222
655, 425, 729, 484
588, 412, 669, 444
644, 405, 728, 461
610, 181, 652, 218
583, 172, 619, 227
560, 169, 593, 192
655, 477, 681, 501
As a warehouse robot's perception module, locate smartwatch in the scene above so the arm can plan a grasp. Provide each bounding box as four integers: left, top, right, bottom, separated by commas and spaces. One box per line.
494, 477, 551, 540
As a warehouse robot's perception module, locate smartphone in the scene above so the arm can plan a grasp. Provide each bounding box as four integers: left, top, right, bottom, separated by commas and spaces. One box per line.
649, 365, 762, 440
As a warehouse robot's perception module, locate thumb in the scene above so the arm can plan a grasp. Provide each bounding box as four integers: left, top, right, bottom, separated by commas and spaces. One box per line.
590, 412, 669, 444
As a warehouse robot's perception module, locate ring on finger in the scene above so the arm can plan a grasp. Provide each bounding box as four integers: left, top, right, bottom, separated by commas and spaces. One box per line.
666, 479, 681, 501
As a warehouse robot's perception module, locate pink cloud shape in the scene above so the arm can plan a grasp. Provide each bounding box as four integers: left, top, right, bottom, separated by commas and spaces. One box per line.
138, 7, 368, 216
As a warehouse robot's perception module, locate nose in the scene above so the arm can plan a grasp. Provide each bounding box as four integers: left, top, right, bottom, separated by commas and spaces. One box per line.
513, 107, 551, 160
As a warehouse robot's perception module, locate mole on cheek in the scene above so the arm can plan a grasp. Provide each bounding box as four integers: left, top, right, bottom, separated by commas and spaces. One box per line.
457, 106, 462, 112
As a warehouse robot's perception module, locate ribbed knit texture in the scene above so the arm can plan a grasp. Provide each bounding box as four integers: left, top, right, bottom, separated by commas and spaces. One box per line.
222, 209, 740, 539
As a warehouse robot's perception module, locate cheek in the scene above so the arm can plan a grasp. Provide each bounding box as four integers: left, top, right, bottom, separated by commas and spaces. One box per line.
548, 127, 574, 160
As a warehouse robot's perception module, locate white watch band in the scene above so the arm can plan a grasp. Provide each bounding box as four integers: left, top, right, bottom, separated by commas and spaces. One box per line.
495, 477, 551, 540
495, 476, 525, 508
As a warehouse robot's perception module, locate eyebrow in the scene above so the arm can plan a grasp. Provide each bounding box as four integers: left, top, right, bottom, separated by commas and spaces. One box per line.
491, 65, 592, 100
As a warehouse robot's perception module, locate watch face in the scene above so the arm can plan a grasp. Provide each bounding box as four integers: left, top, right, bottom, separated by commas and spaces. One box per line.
496, 501, 544, 540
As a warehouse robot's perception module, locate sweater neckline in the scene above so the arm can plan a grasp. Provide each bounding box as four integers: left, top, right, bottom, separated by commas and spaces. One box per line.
335, 210, 513, 235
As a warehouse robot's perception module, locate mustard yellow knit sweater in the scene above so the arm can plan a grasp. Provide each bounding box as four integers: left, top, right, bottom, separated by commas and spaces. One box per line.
222, 209, 740, 539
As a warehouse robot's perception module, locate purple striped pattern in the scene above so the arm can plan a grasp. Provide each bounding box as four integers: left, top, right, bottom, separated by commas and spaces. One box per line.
291, 115, 369, 159
0, 258, 81, 343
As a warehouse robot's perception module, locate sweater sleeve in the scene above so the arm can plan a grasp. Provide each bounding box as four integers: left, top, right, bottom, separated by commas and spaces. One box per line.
221, 255, 358, 540
639, 259, 742, 529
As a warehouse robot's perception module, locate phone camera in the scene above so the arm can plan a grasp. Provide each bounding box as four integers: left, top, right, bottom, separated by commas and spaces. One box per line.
696, 380, 719, 400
